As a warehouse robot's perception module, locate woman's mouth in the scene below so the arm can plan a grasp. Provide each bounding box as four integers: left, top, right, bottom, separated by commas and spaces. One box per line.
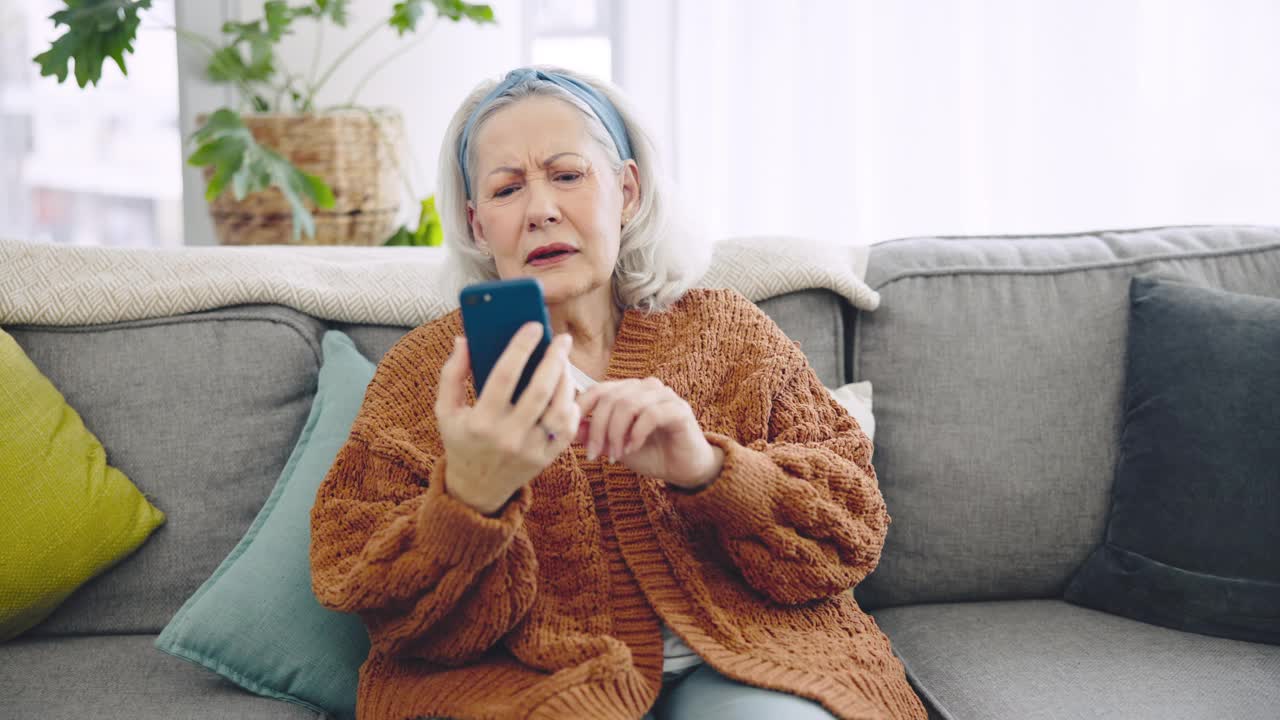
526, 245, 579, 266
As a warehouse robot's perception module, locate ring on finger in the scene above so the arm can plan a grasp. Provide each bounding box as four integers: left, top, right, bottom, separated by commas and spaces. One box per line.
537, 419, 558, 442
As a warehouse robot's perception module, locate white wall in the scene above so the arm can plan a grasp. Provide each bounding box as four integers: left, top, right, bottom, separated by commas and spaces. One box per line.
175, 0, 527, 245
614, 0, 675, 176
174, 0, 233, 247
618, 0, 1280, 245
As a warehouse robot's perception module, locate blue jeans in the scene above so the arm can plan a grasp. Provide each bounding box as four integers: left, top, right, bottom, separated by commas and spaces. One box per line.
416, 664, 838, 720
643, 663, 837, 720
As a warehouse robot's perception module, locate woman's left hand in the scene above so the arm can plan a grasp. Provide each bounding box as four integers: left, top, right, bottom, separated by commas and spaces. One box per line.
574, 377, 725, 490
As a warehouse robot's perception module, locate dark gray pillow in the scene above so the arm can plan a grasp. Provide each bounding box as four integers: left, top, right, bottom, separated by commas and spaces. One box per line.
1064, 276, 1280, 645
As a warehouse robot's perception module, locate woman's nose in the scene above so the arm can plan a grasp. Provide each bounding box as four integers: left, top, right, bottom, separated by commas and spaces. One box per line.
524, 178, 561, 230
527, 212, 559, 231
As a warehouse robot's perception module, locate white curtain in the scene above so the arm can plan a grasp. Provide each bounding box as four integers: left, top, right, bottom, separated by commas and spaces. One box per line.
618, 0, 1280, 245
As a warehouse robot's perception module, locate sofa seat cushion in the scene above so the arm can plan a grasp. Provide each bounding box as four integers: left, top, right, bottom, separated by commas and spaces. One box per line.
0, 633, 320, 718
872, 599, 1280, 720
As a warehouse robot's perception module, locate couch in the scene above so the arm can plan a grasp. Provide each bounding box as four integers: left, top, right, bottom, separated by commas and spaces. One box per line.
2, 224, 1278, 719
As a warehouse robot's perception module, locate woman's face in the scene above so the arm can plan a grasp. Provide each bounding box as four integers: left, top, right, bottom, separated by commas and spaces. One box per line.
467, 95, 640, 306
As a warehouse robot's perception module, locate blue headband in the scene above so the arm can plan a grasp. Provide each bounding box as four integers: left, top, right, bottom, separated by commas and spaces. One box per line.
458, 67, 635, 200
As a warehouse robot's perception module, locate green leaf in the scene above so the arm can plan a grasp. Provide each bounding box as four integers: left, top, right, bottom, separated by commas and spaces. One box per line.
192, 107, 245, 138
425, 221, 444, 246
269, 161, 316, 239
231, 163, 251, 199
302, 172, 336, 208
382, 195, 443, 246
389, 0, 425, 35
421, 197, 444, 246
33, 34, 75, 84
432, 0, 496, 23
263, 1, 292, 38
208, 1, 304, 87
33, 0, 152, 88
188, 109, 247, 200
310, 0, 349, 25
459, 3, 495, 22
220, 1, 291, 43
431, 0, 465, 21
390, 0, 494, 35
383, 225, 414, 246
207, 46, 273, 84
187, 108, 335, 240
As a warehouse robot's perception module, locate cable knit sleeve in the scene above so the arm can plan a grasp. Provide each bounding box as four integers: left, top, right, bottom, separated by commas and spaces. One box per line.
669, 329, 890, 606
308, 321, 538, 666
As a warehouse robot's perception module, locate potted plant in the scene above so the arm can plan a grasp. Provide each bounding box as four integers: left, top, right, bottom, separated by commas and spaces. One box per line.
34, 0, 491, 245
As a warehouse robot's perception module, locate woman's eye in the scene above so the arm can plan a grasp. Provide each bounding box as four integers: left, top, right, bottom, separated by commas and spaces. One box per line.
554, 172, 582, 183
494, 185, 519, 198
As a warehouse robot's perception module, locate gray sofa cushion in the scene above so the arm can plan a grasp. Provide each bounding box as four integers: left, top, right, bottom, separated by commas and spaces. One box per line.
1, 287, 844, 638
4, 305, 328, 636
852, 225, 1280, 609
0, 634, 320, 719
329, 322, 412, 364
755, 289, 848, 387
873, 599, 1280, 720
334, 287, 850, 387
1064, 277, 1280, 645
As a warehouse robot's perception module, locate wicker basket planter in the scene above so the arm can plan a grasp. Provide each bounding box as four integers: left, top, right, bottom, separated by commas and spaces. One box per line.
200, 109, 404, 246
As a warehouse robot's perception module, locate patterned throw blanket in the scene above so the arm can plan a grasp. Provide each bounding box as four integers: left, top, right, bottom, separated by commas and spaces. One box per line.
0, 237, 878, 327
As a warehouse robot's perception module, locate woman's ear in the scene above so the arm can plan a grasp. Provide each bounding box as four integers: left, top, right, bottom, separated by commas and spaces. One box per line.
467, 202, 489, 254
620, 159, 641, 223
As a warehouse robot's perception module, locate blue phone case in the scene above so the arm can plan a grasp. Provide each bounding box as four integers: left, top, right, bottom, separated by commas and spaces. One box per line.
458, 277, 553, 403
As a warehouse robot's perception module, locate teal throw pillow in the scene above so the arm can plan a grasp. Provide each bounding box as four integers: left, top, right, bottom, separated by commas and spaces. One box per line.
155, 330, 377, 718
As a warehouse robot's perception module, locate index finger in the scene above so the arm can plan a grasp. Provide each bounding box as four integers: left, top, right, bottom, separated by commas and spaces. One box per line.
575, 383, 602, 418
435, 336, 470, 414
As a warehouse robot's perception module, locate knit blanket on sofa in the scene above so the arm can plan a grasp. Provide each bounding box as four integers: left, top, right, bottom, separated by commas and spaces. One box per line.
0, 237, 878, 327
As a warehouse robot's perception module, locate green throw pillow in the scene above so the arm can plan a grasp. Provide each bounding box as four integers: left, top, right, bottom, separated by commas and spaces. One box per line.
0, 327, 166, 642
155, 330, 376, 719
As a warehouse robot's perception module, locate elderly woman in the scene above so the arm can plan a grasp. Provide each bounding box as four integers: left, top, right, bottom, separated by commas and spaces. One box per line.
309, 67, 926, 720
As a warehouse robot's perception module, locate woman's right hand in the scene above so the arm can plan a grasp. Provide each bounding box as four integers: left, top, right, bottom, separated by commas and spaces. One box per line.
434, 322, 578, 516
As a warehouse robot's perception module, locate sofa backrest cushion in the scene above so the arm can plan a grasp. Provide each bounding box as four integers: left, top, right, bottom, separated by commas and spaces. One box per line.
333, 288, 850, 386
4, 289, 845, 635
852, 225, 1280, 609
6, 306, 328, 635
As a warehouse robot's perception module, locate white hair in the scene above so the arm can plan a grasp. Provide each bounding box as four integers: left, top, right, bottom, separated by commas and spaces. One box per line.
437, 65, 709, 313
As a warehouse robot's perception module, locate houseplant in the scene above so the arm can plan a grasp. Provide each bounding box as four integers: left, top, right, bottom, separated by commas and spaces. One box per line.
34, 0, 491, 245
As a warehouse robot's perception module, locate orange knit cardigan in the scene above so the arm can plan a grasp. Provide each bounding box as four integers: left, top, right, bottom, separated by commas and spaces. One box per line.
309, 288, 926, 720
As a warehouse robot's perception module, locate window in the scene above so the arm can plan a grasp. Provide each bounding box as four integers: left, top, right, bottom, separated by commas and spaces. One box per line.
0, 0, 182, 247
527, 0, 615, 82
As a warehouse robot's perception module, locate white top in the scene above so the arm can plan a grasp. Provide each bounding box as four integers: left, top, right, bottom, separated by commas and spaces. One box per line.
565, 362, 598, 394
568, 363, 705, 675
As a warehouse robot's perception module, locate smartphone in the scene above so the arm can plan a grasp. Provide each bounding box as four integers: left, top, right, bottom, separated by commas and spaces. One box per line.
459, 277, 554, 403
